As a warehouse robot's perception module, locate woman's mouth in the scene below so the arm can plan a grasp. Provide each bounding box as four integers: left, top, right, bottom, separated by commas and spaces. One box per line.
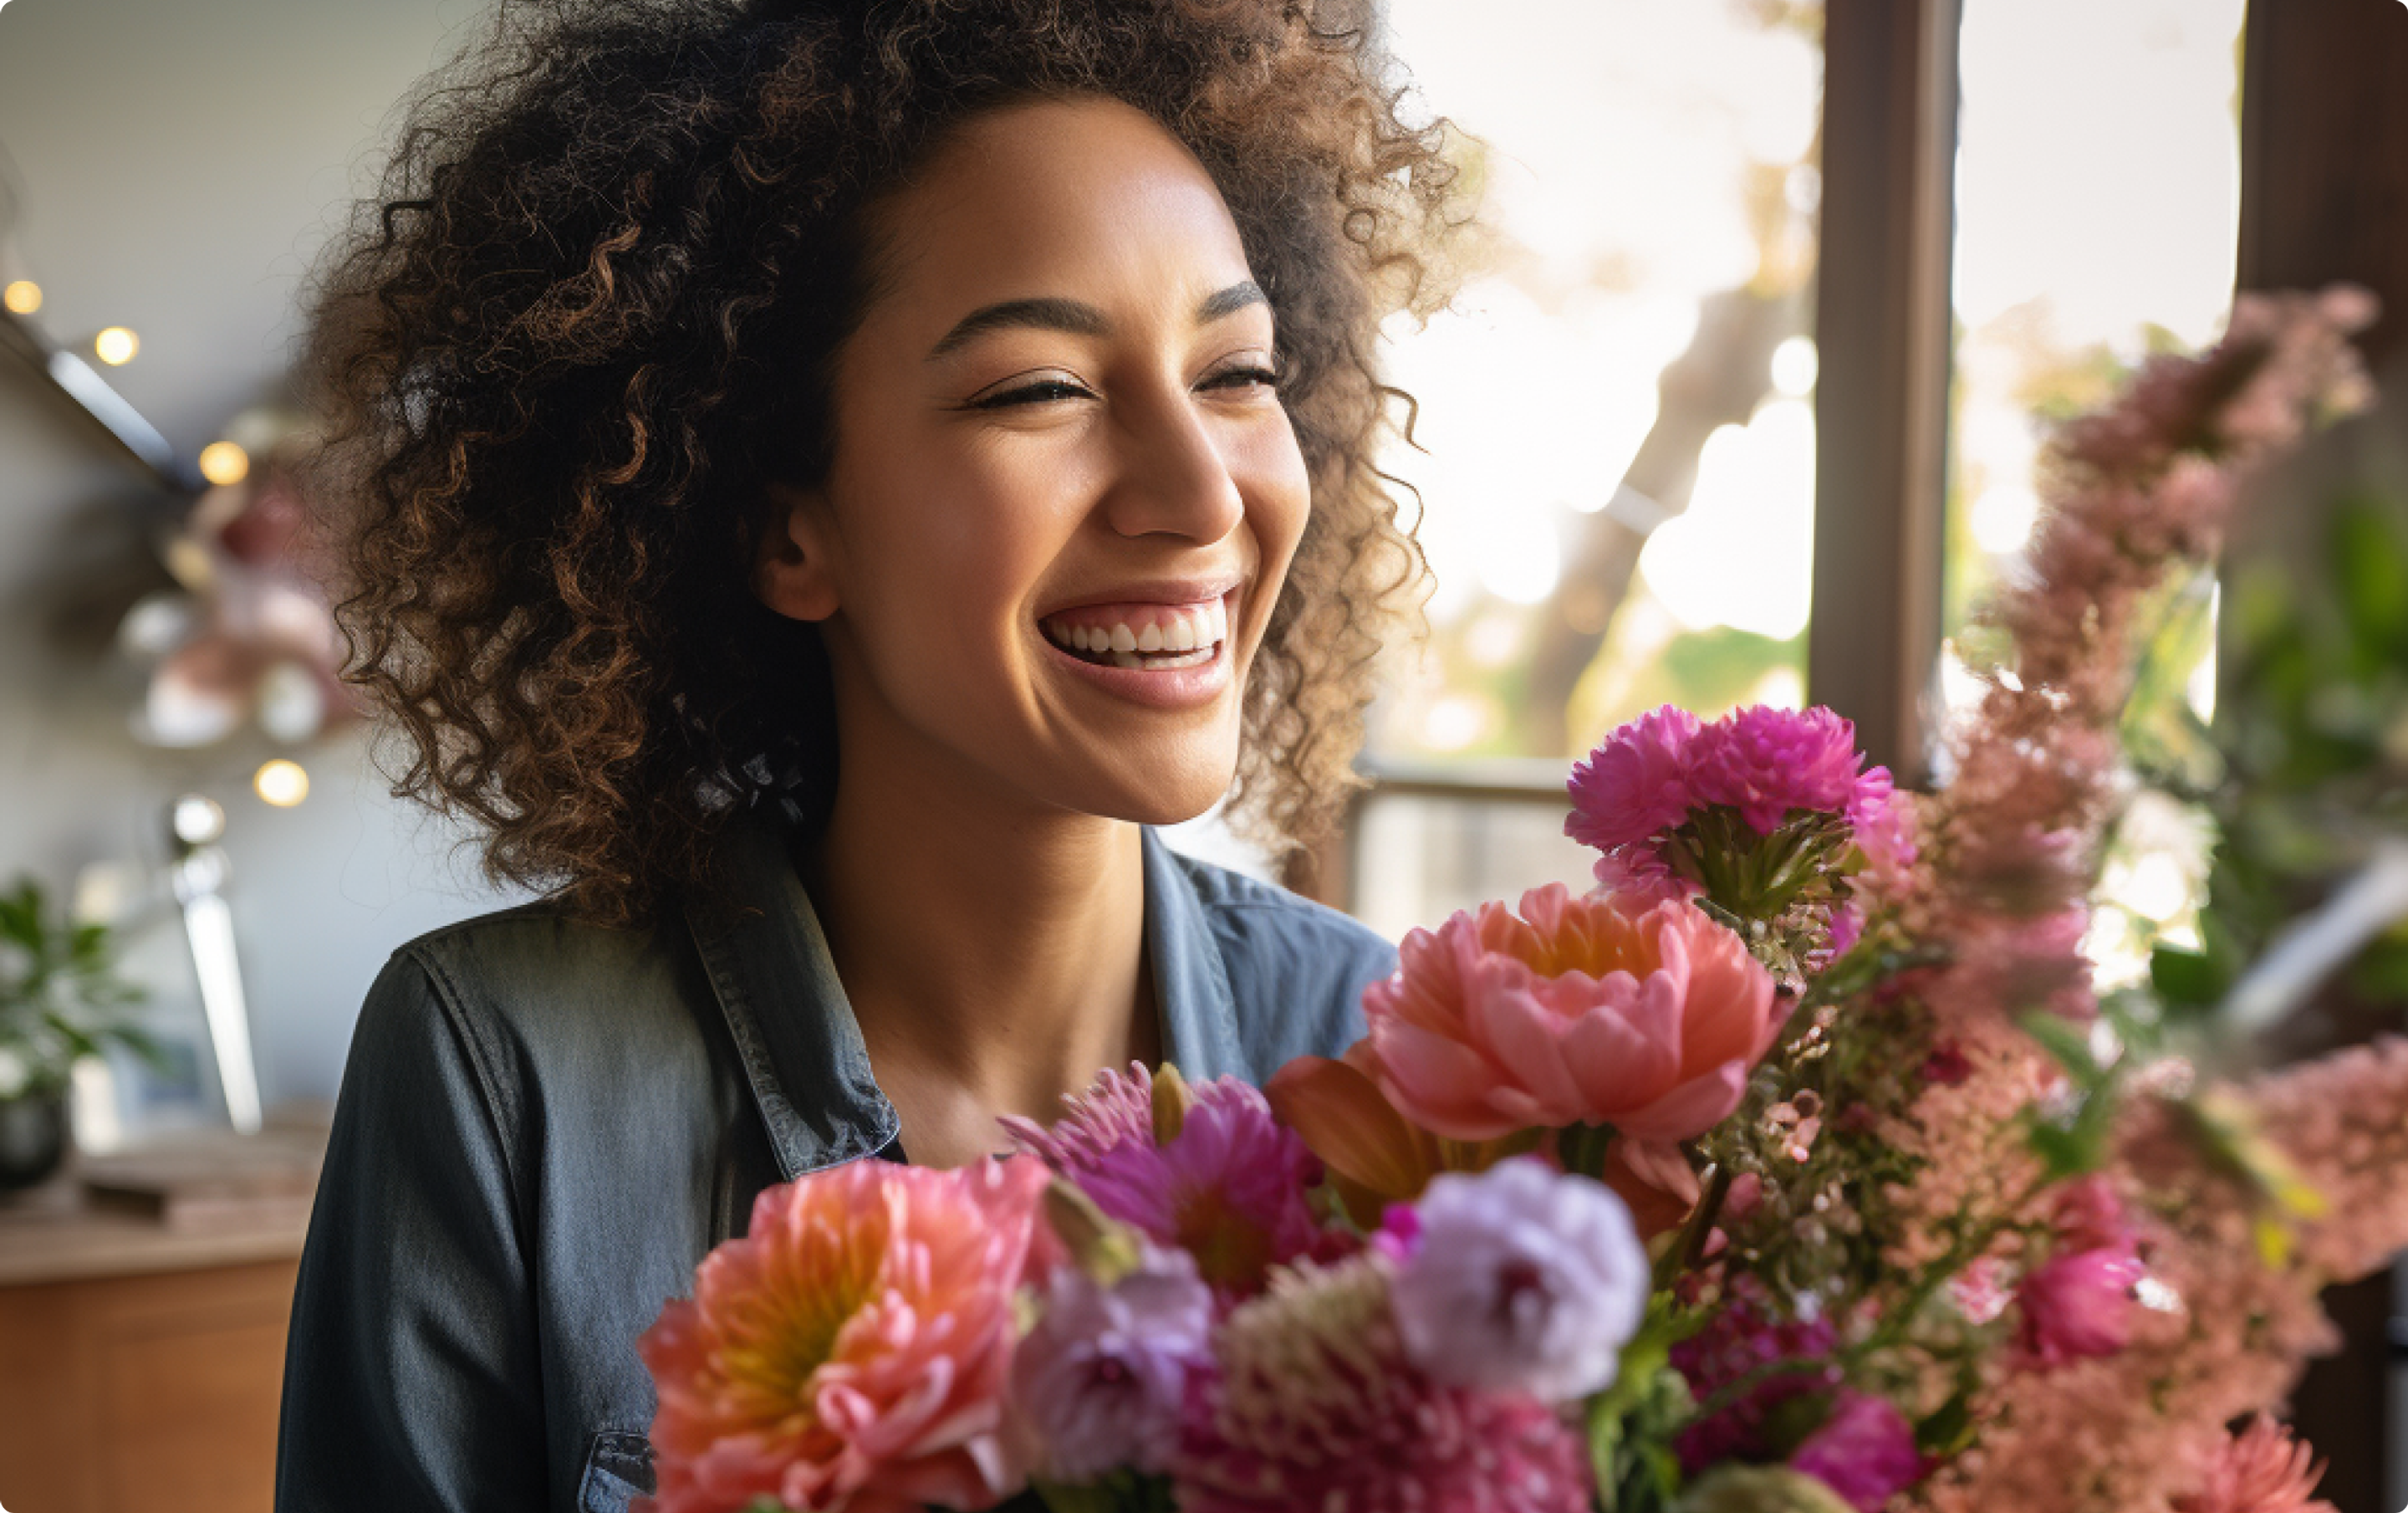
1039, 598, 1229, 671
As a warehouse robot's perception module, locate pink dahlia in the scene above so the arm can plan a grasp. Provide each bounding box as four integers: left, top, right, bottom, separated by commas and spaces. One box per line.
1010, 1068, 1324, 1299
2172, 1416, 2335, 1513
1175, 1255, 1593, 1513
1691, 705, 1868, 836
2013, 1239, 2145, 1367
1567, 705, 1704, 851
1362, 884, 1781, 1142
637, 1158, 1050, 1513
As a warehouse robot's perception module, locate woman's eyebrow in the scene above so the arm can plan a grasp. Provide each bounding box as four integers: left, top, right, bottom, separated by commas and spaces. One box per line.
926, 282, 1268, 360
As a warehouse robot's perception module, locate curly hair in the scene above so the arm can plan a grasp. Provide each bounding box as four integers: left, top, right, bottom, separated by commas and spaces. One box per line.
309, 0, 1456, 926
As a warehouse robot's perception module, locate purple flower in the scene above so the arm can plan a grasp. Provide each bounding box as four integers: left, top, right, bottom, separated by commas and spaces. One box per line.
1568, 705, 1704, 852
1012, 1243, 1214, 1480
1788, 1391, 1926, 1511
2014, 1240, 2144, 1367
1390, 1158, 1649, 1402
1691, 706, 1868, 836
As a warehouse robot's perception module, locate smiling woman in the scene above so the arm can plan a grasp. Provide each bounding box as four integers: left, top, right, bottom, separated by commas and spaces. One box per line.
279, 3, 1459, 1509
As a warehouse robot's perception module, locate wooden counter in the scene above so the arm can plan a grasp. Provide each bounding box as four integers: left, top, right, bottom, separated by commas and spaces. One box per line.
0, 1131, 319, 1513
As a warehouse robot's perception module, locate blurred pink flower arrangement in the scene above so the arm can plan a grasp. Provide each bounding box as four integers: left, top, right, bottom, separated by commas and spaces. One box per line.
632, 289, 2403, 1513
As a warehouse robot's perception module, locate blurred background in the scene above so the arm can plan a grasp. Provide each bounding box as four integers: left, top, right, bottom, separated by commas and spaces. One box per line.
2, 0, 2405, 1508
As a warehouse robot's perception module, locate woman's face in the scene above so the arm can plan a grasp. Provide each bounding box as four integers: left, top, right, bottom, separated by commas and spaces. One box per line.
760, 95, 1311, 827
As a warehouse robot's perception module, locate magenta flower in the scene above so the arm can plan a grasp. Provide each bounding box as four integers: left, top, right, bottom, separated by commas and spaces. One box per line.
1567, 705, 1704, 851
1000, 1062, 1161, 1174
1788, 1391, 1925, 1511
1011, 1242, 1213, 1482
1671, 1291, 1841, 1470
2014, 1240, 2144, 1367
1018, 1075, 1324, 1299
1390, 1159, 1649, 1402
1691, 706, 1869, 836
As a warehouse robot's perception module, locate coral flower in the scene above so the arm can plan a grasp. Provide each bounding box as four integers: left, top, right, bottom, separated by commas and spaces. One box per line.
1360, 884, 1781, 1143
637, 1158, 1050, 1513
2173, 1416, 2336, 1513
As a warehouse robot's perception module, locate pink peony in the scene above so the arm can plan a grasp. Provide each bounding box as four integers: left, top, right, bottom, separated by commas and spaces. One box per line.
1011, 1070, 1324, 1299
1362, 884, 1781, 1142
1567, 704, 1704, 852
1390, 1158, 1649, 1401
1010, 1241, 1213, 1481
1788, 1391, 1926, 1511
2172, 1416, 2336, 1513
1690, 706, 1868, 836
636, 1158, 1049, 1513
2013, 1240, 2145, 1367
1175, 1255, 1594, 1513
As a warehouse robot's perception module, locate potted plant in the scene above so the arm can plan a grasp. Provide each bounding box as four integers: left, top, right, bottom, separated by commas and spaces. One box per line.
0, 877, 152, 1189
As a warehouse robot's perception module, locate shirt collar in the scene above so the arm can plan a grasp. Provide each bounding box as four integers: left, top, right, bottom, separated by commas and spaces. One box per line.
686, 810, 1248, 1179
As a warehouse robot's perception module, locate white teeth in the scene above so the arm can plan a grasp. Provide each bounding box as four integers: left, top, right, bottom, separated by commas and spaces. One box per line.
1165, 616, 1196, 652
1207, 600, 1227, 644
1136, 623, 1164, 653
1109, 624, 1139, 653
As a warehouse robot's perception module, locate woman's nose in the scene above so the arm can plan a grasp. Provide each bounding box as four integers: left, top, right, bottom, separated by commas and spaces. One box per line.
1099, 384, 1248, 544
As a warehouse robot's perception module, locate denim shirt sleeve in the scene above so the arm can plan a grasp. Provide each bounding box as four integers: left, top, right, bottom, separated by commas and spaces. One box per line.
277, 949, 548, 1513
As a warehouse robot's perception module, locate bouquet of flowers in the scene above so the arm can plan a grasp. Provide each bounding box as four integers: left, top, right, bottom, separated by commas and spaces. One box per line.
635, 288, 2403, 1513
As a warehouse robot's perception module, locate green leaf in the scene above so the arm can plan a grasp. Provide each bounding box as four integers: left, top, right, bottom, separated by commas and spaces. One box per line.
2148, 943, 2227, 1007
2018, 1012, 2104, 1091
1915, 1391, 1976, 1456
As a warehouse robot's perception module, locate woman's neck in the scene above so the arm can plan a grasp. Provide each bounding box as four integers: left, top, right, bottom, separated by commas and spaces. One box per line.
804, 707, 1160, 1165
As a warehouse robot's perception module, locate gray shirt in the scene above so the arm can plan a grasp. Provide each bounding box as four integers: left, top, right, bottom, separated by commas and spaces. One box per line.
274, 815, 1395, 1512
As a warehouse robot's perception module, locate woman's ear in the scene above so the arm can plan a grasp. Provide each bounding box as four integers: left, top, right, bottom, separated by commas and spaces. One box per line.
753, 482, 842, 623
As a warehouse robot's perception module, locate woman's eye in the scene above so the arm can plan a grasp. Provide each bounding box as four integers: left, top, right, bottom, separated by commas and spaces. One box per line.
1201, 365, 1281, 393
970, 377, 1095, 409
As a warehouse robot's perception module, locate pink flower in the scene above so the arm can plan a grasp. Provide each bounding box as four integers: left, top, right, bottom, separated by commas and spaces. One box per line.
2048, 1174, 2133, 1254
1390, 1159, 1650, 1401
1567, 704, 1704, 851
636, 1158, 1049, 1513
2014, 1240, 2145, 1367
1013, 1070, 1324, 1299
2173, 1416, 2336, 1513
1011, 1242, 1213, 1481
1362, 884, 1782, 1142
1176, 1256, 1594, 1513
1691, 705, 1867, 836
1589, 845, 1700, 904
1845, 766, 1920, 873
1788, 1391, 1926, 1512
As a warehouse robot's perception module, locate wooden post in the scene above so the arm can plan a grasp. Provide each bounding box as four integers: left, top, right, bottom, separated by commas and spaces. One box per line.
1808, 0, 1961, 790
2237, 6, 2408, 1507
